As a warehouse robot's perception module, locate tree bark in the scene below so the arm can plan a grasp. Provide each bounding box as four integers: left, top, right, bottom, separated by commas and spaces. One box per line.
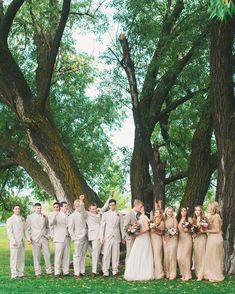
130, 130, 153, 211
177, 97, 217, 218
211, 16, 235, 275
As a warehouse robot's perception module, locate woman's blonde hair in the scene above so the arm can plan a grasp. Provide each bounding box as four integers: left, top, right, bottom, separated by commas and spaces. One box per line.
153, 208, 164, 224
192, 205, 205, 224
208, 201, 221, 215
164, 206, 175, 221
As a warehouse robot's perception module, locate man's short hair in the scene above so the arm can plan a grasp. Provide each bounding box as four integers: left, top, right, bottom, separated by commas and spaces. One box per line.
60, 201, 68, 207
89, 202, 97, 207
12, 204, 20, 210
34, 203, 41, 207
109, 199, 116, 205
53, 202, 60, 207
133, 199, 143, 207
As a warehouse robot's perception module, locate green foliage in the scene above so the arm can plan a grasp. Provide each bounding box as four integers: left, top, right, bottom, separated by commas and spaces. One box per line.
209, 0, 235, 20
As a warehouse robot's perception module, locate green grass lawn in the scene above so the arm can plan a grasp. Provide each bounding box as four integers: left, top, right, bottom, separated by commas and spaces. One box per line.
0, 226, 234, 293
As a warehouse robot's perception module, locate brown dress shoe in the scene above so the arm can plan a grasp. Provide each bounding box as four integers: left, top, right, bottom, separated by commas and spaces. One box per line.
91, 273, 97, 278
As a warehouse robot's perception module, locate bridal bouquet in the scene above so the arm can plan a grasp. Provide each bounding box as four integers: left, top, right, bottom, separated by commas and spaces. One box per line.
165, 227, 178, 238
182, 221, 192, 230
199, 219, 208, 230
190, 224, 200, 236
149, 220, 158, 230
125, 222, 141, 236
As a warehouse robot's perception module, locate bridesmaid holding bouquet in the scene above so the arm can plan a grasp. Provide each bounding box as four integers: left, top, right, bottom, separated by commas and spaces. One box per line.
177, 207, 192, 281
150, 207, 165, 279
192, 206, 207, 281
163, 207, 178, 280
204, 201, 224, 282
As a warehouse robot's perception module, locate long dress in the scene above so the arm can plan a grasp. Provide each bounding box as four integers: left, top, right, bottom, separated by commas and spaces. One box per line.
204, 214, 224, 282
193, 219, 207, 280
163, 217, 178, 279
150, 221, 164, 279
124, 214, 154, 281
177, 219, 192, 280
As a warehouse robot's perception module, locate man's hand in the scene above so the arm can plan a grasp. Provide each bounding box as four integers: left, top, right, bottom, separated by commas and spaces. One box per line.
110, 190, 115, 198
79, 194, 85, 201
12, 242, 17, 247
122, 239, 125, 245
100, 239, 104, 245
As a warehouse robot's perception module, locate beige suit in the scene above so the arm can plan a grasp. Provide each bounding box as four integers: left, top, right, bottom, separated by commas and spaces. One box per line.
123, 210, 138, 260
100, 210, 124, 276
6, 215, 25, 278
68, 203, 88, 276
26, 213, 52, 275
49, 211, 70, 275
86, 198, 110, 273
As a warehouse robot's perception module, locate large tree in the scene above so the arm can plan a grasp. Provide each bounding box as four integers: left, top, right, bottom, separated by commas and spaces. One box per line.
211, 15, 235, 275
0, 0, 118, 206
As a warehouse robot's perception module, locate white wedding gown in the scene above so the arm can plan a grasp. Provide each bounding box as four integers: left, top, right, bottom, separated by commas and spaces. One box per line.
124, 214, 154, 281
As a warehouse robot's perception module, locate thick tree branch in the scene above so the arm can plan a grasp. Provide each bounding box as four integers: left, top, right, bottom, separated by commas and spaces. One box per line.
0, 159, 18, 169
0, 140, 55, 197
149, 28, 208, 130
38, 0, 71, 110
164, 170, 188, 184
0, 0, 26, 43
140, 0, 184, 103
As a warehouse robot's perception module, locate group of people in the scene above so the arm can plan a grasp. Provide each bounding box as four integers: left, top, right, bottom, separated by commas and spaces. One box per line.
6, 195, 224, 283
124, 200, 224, 282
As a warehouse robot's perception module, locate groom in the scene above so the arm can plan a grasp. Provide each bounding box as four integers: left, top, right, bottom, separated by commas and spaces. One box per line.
123, 199, 143, 260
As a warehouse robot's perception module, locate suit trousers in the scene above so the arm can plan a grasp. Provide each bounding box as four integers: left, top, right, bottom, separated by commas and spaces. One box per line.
10, 242, 25, 278
32, 237, 52, 275
73, 238, 88, 276
102, 238, 120, 276
54, 237, 70, 275
91, 239, 102, 273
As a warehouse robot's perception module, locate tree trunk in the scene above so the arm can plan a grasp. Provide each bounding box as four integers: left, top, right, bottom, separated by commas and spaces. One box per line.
211, 17, 235, 275
25, 109, 102, 206
178, 97, 216, 218
130, 129, 153, 211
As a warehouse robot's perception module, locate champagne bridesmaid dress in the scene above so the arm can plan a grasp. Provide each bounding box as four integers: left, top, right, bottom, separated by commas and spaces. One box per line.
150, 220, 164, 279
204, 214, 224, 282
177, 220, 192, 280
193, 219, 207, 280
163, 217, 178, 279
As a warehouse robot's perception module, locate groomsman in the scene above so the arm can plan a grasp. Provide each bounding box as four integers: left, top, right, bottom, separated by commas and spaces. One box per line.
49, 201, 70, 277
86, 195, 111, 277
48, 202, 60, 239
100, 199, 124, 277
25, 203, 52, 276
68, 195, 88, 278
6, 204, 25, 279
124, 199, 143, 260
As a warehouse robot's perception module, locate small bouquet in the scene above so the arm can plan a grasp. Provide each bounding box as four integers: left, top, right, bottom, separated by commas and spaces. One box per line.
149, 220, 158, 230
125, 222, 141, 237
165, 227, 178, 238
199, 219, 208, 230
182, 221, 192, 230
190, 225, 200, 236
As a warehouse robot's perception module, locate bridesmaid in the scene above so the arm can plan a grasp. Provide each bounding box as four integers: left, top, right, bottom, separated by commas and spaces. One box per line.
150, 208, 165, 279
204, 201, 224, 282
177, 207, 192, 281
192, 205, 207, 281
163, 207, 178, 280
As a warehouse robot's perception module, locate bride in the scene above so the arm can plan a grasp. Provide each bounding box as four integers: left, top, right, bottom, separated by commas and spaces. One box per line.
124, 206, 154, 281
